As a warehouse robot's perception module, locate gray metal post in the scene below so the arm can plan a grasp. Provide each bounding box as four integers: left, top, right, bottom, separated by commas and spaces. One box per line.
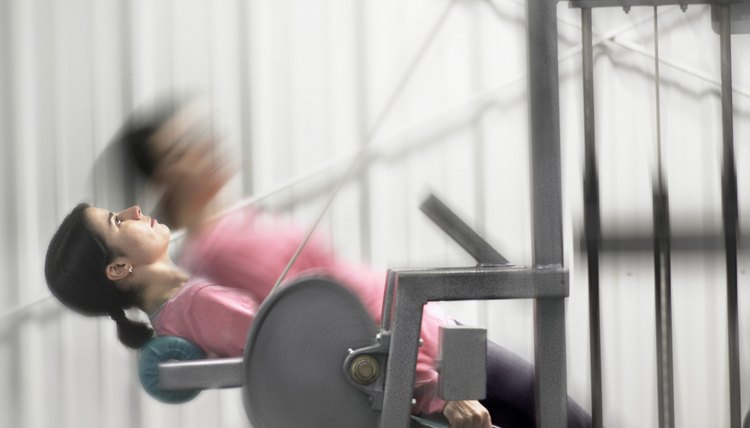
526, 0, 568, 426
581, 8, 603, 428
719, 5, 741, 427
652, 9, 675, 427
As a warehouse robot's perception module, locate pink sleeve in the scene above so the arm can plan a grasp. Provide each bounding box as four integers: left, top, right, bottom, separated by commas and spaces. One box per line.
182, 208, 336, 302
183, 286, 259, 357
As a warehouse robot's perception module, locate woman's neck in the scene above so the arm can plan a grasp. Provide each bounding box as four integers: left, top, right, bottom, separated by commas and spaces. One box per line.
139, 263, 190, 315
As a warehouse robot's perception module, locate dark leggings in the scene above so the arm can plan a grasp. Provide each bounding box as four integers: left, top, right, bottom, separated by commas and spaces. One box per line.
480, 340, 592, 428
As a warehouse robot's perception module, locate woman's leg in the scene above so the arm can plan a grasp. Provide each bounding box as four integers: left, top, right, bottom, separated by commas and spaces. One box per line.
481, 340, 592, 428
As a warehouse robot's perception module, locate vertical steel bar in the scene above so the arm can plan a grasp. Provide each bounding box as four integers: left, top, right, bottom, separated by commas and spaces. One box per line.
526, 0, 568, 426
381, 270, 397, 331
719, 6, 741, 427
379, 286, 426, 428
581, 8, 603, 428
653, 184, 674, 428
652, 8, 675, 427
652, 9, 672, 427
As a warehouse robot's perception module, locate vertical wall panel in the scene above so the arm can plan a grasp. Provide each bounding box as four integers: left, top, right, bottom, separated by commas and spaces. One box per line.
0, 0, 19, 422
209, 0, 244, 202
56, 0, 103, 427
11, 0, 45, 426
251, 0, 294, 194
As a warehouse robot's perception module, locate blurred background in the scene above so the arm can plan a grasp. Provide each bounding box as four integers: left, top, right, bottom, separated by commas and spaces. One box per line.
0, 0, 749, 427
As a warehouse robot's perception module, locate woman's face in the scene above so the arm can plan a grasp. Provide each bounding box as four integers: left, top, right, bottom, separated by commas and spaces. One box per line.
85, 205, 171, 265
148, 104, 235, 217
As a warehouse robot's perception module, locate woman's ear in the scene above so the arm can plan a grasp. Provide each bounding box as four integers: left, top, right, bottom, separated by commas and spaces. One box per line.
106, 257, 133, 282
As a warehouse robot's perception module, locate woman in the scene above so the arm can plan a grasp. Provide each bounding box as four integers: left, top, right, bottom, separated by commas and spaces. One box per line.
48, 98, 592, 427
45, 202, 505, 427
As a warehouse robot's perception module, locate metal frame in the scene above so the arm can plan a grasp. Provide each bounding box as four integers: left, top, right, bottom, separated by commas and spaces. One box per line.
719, 5, 741, 426
378, 266, 569, 427
581, 9, 604, 428
568, 0, 738, 9
159, 3, 745, 427
379, 1, 571, 424
526, 1, 569, 426
156, 4, 573, 426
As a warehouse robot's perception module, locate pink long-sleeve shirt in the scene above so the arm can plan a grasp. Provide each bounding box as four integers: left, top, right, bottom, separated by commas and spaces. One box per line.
149, 207, 453, 415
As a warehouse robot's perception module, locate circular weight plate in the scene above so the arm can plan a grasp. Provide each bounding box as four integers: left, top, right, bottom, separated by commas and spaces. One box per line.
243, 277, 380, 428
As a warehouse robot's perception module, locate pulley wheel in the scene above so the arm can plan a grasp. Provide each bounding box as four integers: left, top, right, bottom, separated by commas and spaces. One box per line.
242, 277, 380, 428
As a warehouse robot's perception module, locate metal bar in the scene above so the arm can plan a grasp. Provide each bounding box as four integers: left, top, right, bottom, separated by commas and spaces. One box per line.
579, 232, 750, 253
379, 266, 569, 427
652, 7, 675, 426
568, 0, 738, 9
719, 5, 741, 427
419, 194, 509, 265
712, 1, 750, 34
159, 358, 244, 390
526, 0, 568, 426
392, 266, 568, 301
381, 270, 397, 330
379, 286, 425, 428
653, 185, 675, 428
581, 8, 603, 428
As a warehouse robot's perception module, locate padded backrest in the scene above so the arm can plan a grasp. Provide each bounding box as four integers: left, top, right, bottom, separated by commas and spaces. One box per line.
137, 336, 206, 404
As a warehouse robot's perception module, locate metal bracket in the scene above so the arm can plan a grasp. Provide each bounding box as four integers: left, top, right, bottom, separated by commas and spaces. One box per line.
712, 0, 750, 34
437, 325, 487, 401
343, 331, 392, 410
379, 265, 568, 427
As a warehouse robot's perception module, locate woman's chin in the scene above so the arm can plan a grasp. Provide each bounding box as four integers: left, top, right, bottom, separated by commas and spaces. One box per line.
157, 223, 171, 236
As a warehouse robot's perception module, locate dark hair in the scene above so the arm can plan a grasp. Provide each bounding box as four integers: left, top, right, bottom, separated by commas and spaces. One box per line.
118, 99, 185, 178
45, 203, 154, 349
117, 95, 195, 179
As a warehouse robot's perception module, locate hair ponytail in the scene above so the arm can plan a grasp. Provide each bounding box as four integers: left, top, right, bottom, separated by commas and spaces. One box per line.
109, 308, 154, 349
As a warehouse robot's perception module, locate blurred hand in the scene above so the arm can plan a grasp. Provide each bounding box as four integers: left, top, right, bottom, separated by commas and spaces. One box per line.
155, 123, 236, 229
443, 400, 492, 428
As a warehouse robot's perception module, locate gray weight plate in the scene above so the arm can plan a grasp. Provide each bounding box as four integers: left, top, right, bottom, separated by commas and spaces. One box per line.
243, 277, 380, 428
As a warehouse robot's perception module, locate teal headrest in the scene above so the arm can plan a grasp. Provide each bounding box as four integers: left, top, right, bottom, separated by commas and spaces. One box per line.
138, 336, 206, 404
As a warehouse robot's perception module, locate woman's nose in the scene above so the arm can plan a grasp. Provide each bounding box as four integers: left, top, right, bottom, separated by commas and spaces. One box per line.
119, 205, 142, 220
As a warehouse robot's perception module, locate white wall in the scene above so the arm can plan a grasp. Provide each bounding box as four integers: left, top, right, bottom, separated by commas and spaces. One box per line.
0, 1, 748, 427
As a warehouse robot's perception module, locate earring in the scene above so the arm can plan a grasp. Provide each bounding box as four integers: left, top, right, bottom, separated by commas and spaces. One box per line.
128, 266, 133, 274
